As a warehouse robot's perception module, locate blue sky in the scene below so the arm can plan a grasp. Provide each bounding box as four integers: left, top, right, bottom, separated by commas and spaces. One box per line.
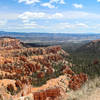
0, 0, 100, 33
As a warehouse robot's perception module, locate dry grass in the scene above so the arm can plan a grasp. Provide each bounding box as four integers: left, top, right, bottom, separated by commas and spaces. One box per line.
67, 77, 100, 100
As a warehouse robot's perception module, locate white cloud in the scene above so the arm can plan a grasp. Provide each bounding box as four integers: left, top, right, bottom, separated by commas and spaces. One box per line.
42, 22, 90, 33
63, 11, 88, 19
0, 20, 7, 26
4, 10, 100, 32
41, 0, 65, 8
23, 22, 38, 29
48, 13, 63, 19
24, 21, 37, 26
18, 0, 40, 4
59, 0, 65, 4
50, 0, 59, 3
73, 4, 83, 8
18, 12, 64, 29
23, 21, 46, 29
41, 3, 55, 8
18, 12, 46, 20
97, 0, 100, 2
59, 23, 73, 29
50, 0, 65, 4
18, 11, 64, 21
18, 0, 65, 8
19, 11, 100, 23
0, 13, 18, 20
6, 21, 45, 30
62, 11, 100, 20
54, 22, 89, 30
76, 23, 88, 28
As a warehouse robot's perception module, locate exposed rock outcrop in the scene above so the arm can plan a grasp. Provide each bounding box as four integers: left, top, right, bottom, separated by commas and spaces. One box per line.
0, 37, 88, 100
0, 37, 23, 50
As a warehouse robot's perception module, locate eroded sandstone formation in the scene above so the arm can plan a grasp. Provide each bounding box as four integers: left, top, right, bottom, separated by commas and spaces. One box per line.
0, 37, 22, 50
0, 37, 88, 100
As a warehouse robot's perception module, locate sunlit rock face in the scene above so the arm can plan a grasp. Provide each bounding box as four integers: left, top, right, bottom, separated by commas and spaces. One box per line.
0, 37, 88, 100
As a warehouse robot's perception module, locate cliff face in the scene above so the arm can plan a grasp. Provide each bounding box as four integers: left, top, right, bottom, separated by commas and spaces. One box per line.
0, 37, 88, 100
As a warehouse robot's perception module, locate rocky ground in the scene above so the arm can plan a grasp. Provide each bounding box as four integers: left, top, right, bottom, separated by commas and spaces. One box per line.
67, 77, 100, 100
82, 88, 100, 100
0, 37, 88, 100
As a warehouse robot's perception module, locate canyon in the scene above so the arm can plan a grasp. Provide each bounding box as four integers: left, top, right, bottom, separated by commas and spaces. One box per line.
0, 37, 88, 100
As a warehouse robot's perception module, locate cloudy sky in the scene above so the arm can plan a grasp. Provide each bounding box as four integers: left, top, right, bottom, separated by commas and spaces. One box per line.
0, 0, 100, 33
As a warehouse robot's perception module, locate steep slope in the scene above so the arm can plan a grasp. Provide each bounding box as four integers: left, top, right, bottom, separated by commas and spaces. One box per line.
0, 37, 88, 100
76, 39, 100, 53
67, 77, 100, 100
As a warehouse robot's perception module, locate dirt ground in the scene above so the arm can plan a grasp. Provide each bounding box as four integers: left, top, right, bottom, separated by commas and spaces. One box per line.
81, 88, 100, 100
